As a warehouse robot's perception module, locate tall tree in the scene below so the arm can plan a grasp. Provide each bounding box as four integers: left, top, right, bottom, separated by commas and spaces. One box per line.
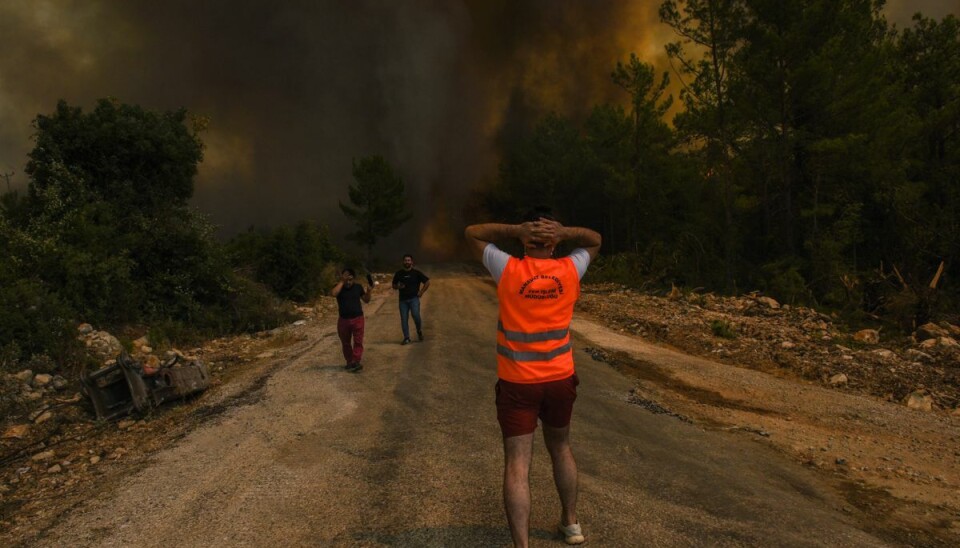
610, 53, 676, 251
339, 155, 412, 259
660, 0, 748, 289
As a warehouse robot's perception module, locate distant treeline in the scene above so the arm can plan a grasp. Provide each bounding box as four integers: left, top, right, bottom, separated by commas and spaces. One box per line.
476, 2, 958, 329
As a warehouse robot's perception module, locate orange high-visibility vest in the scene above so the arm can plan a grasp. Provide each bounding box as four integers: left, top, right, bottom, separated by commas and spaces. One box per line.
496, 255, 580, 383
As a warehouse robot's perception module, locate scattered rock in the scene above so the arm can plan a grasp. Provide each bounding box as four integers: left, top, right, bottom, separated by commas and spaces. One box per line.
33, 373, 53, 387
2, 424, 30, 439
31, 450, 55, 462
872, 349, 896, 360
293, 320, 306, 326
916, 322, 949, 341
904, 391, 933, 412
77, 323, 94, 335
780, 341, 796, 349
81, 330, 123, 362
51, 375, 69, 390
830, 373, 848, 386
256, 351, 276, 359
117, 420, 136, 430
46, 464, 62, 474
756, 296, 780, 309
89, 455, 101, 465
938, 336, 958, 348
33, 411, 54, 424
853, 329, 879, 345
13, 369, 34, 383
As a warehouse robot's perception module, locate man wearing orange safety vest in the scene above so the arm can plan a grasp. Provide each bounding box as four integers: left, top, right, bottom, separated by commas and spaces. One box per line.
465, 209, 601, 548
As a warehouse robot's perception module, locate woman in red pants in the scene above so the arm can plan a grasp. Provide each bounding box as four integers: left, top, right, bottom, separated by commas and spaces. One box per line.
331, 268, 374, 372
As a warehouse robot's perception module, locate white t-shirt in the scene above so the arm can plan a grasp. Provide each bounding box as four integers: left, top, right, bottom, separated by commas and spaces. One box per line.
482, 243, 591, 284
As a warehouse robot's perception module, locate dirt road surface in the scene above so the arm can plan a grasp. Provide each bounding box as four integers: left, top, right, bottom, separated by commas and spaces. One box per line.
29, 267, 953, 546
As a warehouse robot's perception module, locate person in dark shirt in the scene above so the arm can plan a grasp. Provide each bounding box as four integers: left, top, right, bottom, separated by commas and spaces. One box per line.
391, 254, 430, 344
331, 268, 373, 372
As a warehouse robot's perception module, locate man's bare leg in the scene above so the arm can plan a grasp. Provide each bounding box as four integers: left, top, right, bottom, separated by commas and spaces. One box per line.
543, 424, 578, 527
503, 433, 535, 547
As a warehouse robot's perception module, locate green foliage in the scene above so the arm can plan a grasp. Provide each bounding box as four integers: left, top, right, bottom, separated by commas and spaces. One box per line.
761, 259, 811, 306
26, 98, 203, 212
0, 276, 81, 369
228, 221, 343, 302
710, 319, 737, 339
339, 155, 412, 257
0, 98, 298, 370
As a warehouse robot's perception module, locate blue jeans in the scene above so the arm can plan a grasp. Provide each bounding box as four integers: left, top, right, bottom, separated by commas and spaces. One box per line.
399, 297, 422, 339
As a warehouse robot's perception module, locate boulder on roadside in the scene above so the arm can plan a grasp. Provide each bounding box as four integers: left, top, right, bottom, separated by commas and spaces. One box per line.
853, 329, 880, 345
81, 330, 123, 362
872, 349, 896, 360
13, 369, 33, 383
830, 373, 848, 386
33, 373, 53, 387
916, 322, 949, 341
31, 450, 55, 462
756, 296, 780, 309
77, 323, 94, 335
904, 391, 933, 412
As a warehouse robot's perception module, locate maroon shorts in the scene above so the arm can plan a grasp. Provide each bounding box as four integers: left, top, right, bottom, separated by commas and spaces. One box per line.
495, 374, 579, 438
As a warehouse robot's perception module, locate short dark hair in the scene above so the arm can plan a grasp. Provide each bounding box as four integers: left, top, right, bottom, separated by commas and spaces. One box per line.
342, 268, 356, 277
522, 206, 556, 223
403, 254, 414, 261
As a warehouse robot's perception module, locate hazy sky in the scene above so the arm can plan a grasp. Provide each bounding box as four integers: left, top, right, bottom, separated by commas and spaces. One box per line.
0, 1, 956, 258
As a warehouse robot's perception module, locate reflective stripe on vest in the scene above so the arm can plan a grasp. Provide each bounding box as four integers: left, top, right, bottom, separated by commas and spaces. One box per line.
497, 342, 572, 362
497, 321, 569, 343
495, 255, 580, 383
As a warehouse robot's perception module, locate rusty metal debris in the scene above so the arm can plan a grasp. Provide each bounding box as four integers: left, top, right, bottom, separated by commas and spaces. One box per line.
80, 351, 210, 420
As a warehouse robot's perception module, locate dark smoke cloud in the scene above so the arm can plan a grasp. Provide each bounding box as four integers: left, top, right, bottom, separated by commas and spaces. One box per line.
0, 1, 955, 260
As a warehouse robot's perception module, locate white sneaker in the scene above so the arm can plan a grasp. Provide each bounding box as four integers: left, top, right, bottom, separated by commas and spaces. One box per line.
558, 522, 585, 545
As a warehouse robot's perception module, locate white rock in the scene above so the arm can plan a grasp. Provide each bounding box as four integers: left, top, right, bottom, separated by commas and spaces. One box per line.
90, 455, 101, 465
780, 341, 796, 349
33, 373, 53, 387
293, 320, 306, 326
757, 296, 780, 309
32, 450, 55, 461
830, 373, 848, 386
46, 464, 62, 474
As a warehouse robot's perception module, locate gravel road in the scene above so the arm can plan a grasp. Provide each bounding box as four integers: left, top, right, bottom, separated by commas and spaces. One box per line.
36, 267, 891, 547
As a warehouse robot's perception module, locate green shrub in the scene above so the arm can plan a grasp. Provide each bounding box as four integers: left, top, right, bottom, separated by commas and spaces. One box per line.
710, 319, 737, 339
228, 221, 342, 302
0, 277, 80, 370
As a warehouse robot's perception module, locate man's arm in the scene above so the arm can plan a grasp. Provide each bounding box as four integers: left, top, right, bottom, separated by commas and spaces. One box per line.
331, 280, 344, 297
418, 279, 430, 297
558, 225, 602, 261
464, 223, 528, 260
361, 286, 371, 303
